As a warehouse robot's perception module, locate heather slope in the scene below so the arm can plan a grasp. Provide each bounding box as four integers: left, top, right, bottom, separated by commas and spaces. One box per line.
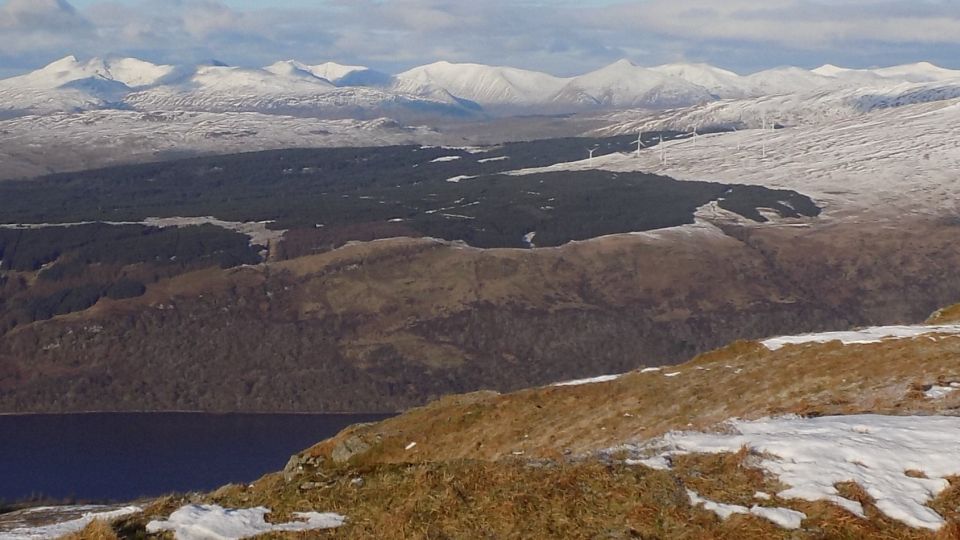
99, 308, 960, 539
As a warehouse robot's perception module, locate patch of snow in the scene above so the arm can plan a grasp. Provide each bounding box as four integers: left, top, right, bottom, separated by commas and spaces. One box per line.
748, 505, 807, 530
522, 231, 537, 248
430, 155, 462, 163
626, 455, 671, 470
686, 489, 750, 520
754, 491, 772, 500
552, 374, 622, 387
761, 324, 960, 351
687, 489, 807, 530
405, 442, 417, 450
445, 175, 475, 183
478, 156, 510, 163
664, 372, 682, 378
640, 367, 663, 373
145, 504, 345, 540
637, 415, 960, 530
3, 505, 141, 540
924, 386, 957, 399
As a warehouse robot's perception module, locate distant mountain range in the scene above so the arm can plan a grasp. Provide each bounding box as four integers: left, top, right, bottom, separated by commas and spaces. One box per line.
3, 55, 960, 120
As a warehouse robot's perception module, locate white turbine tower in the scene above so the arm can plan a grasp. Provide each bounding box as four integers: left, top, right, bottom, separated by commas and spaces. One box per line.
588, 146, 599, 165
659, 134, 666, 166
630, 130, 646, 158
760, 111, 767, 159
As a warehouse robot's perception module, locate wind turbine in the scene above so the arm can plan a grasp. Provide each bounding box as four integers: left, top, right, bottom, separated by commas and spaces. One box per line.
630, 130, 647, 158
760, 111, 768, 158
588, 146, 599, 165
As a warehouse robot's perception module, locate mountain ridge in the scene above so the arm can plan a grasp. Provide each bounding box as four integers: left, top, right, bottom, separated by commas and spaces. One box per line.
5, 55, 960, 119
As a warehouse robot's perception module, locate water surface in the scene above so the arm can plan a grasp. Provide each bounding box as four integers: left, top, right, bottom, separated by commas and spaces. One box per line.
0, 413, 390, 502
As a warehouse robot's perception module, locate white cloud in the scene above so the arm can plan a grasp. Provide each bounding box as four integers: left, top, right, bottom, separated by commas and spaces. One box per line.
3, 0, 960, 75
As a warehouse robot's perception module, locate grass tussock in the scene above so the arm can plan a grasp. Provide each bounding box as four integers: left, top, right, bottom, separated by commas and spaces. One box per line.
60, 520, 118, 540
927, 303, 960, 324
297, 332, 960, 467
111, 454, 959, 540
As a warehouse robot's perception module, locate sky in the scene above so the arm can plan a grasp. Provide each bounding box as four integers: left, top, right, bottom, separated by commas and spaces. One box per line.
3, 0, 960, 78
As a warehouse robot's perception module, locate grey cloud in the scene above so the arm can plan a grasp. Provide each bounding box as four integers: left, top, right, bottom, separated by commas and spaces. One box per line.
4, 0, 960, 76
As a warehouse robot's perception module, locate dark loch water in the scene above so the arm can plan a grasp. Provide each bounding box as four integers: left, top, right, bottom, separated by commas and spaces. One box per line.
0, 413, 391, 502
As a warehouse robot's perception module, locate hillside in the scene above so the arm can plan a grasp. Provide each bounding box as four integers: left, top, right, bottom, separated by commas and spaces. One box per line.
73, 304, 960, 539
6, 127, 960, 414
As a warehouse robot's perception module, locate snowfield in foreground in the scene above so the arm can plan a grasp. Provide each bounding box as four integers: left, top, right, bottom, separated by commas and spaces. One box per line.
760, 324, 960, 350
625, 415, 960, 530
2, 505, 142, 539
146, 504, 346, 540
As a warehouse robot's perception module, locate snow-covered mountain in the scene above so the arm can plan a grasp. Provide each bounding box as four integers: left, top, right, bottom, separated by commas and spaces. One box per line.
0, 55, 175, 114
649, 63, 756, 99
819, 62, 960, 84
394, 61, 568, 110
553, 59, 715, 109
4, 55, 960, 122
264, 60, 393, 87
595, 76, 960, 136
0, 56, 480, 120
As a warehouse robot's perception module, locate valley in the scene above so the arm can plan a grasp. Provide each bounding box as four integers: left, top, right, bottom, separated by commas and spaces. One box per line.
5, 47, 960, 539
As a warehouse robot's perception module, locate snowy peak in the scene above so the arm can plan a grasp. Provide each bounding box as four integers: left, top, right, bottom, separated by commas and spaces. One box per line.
555, 59, 714, 108
650, 63, 752, 98
811, 64, 849, 77
0, 55, 175, 93
306, 62, 370, 84
185, 64, 337, 93
395, 61, 567, 108
265, 60, 368, 84
872, 62, 960, 83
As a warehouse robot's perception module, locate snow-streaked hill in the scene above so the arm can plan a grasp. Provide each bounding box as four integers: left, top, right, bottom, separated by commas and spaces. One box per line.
649, 63, 756, 99
0, 109, 448, 180
595, 78, 960, 135
0, 56, 480, 120
263, 60, 390, 87
553, 59, 714, 109
394, 61, 568, 110
0, 55, 174, 114
5, 55, 960, 123
554, 95, 960, 219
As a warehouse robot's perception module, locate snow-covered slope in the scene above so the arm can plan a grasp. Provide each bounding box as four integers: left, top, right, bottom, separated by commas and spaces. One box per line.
0, 110, 449, 180
744, 67, 841, 96
649, 63, 756, 99
553, 59, 715, 109
595, 75, 960, 136
0, 55, 174, 114
394, 61, 568, 109
0, 56, 478, 120
573, 96, 960, 219
125, 66, 475, 119
5, 55, 960, 122
264, 60, 388, 86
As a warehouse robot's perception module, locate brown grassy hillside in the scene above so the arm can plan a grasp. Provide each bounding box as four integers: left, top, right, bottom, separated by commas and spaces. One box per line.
5, 218, 960, 413
105, 318, 960, 539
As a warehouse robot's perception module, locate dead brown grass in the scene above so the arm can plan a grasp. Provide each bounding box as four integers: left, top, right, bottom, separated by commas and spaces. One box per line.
173, 454, 960, 540
60, 520, 118, 540
299, 332, 960, 466
928, 303, 960, 324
